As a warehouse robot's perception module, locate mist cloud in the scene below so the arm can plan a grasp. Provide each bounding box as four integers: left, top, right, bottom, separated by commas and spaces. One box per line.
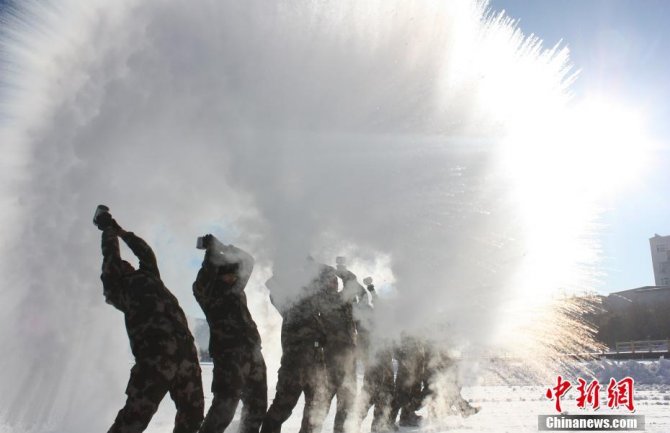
0, 1, 597, 431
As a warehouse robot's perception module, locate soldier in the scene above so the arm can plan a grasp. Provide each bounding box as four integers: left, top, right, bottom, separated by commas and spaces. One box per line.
389, 334, 428, 427
260, 259, 331, 433
193, 234, 267, 433
413, 344, 479, 418
311, 257, 367, 433
94, 206, 204, 433
353, 277, 373, 369
356, 277, 396, 433
391, 338, 479, 426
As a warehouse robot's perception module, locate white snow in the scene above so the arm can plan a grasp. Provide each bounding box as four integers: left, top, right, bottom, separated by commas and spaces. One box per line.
131, 361, 670, 433
585, 358, 670, 385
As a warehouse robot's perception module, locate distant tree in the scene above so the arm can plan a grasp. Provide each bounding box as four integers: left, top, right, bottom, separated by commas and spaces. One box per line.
594, 295, 670, 346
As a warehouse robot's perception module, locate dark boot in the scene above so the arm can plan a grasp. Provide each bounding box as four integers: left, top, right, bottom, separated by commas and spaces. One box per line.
398, 410, 422, 427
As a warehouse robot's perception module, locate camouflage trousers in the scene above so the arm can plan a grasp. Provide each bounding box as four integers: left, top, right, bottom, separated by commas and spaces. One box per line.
358, 348, 395, 432
417, 353, 475, 417
199, 346, 267, 433
108, 339, 205, 433
260, 346, 329, 433
319, 345, 357, 433
390, 345, 426, 422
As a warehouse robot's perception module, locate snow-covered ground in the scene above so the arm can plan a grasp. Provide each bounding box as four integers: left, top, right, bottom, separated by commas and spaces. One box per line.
138, 361, 670, 433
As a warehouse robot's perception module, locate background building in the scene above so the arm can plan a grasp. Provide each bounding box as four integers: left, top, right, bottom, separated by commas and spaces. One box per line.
595, 286, 670, 346
649, 234, 670, 286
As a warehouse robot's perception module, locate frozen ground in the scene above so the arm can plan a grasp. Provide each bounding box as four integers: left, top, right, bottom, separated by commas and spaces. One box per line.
138, 362, 670, 433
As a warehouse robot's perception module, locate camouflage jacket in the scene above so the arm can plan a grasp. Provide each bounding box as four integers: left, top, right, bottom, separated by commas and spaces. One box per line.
192, 245, 261, 354
317, 266, 366, 348
267, 270, 327, 350
100, 227, 194, 359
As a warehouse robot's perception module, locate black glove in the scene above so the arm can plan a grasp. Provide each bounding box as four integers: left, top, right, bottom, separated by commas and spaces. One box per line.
95, 211, 113, 230
205, 234, 217, 249
199, 234, 225, 251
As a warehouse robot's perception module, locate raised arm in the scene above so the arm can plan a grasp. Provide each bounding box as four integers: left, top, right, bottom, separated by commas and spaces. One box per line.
120, 231, 160, 278
336, 267, 367, 302
100, 226, 126, 307
192, 264, 216, 306
203, 235, 255, 294
101, 227, 123, 280
225, 245, 255, 294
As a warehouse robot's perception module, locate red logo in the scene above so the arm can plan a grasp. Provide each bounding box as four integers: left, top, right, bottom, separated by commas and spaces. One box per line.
606, 377, 635, 412
545, 376, 635, 413
545, 375, 572, 412
576, 378, 600, 410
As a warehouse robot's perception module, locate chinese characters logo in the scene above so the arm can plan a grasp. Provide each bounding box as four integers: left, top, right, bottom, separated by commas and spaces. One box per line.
545, 376, 635, 412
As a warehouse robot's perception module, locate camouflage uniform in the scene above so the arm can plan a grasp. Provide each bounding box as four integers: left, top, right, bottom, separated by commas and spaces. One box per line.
193, 243, 267, 433
101, 227, 204, 433
313, 265, 364, 433
412, 345, 478, 417
356, 284, 395, 432
261, 265, 330, 433
389, 335, 428, 425
359, 348, 395, 431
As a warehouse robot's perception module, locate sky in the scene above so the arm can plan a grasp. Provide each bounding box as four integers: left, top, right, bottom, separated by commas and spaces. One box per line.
490, 0, 670, 292
0, 0, 668, 294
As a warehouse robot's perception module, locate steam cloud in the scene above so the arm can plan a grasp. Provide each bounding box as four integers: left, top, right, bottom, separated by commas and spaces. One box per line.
0, 1, 602, 431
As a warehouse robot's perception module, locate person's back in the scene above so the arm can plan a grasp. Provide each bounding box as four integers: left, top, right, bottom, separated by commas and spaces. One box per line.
105, 260, 193, 357
268, 262, 329, 351
193, 234, 267, 433
390, 334, 428, 427
96, 207, 204, 433
312, 260, 361, 433
101, 224, 196, 355
197, 285, 261, 352
318, 288, 357, 349
193, 236, 261, 354
357, 278, 396, 433
279, 292, 326, 350
262, 261, 330, 433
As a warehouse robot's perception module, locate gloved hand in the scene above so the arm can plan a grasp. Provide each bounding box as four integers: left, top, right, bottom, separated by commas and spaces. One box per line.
93, 205, 122, 232
94, 211, 113, 230
202, 234, 231, 266
199, 234, 225, 250
202, 234, 215, 249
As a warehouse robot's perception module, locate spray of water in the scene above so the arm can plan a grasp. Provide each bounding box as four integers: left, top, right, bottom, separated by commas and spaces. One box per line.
0, 0, 646, 431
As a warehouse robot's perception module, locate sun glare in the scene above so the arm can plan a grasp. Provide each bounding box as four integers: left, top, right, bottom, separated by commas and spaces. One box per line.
493, 98, 653, 349
567, 99, 652, 192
